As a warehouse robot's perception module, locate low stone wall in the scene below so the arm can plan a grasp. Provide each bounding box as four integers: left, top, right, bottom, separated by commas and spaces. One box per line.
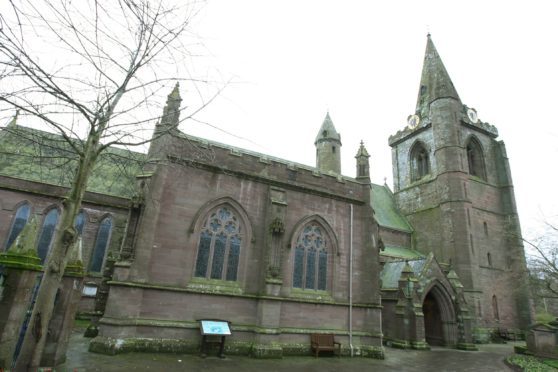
89, 336, 384, 359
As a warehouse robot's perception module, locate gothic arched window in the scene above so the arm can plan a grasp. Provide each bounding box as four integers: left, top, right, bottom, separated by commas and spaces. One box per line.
410, 142, 430, 181
37, 208, 60, 264
194, 206, 242, 281
466, 137, 486, 180
90, 216, 112, 272
293, 223, 328, 290
74, 210, 87, 236
5, 202, 31, 250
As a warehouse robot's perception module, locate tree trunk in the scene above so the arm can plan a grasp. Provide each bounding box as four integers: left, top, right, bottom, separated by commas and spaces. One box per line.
14, 133, 99, 370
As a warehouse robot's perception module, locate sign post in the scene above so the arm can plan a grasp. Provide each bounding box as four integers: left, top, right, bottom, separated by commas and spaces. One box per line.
199, 320, 231, 358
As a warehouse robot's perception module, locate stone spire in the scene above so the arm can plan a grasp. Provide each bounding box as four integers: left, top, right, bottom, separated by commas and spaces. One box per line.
355, 140, 371, 182
416, 34, 461, 118
158, 82, 182, 132
315, 112, 342, 174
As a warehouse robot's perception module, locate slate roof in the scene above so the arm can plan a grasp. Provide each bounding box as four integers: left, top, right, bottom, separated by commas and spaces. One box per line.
381, 258, 428, 289
0, 123, 145, 198
314, 112, 341, 144
371, 183, 413, 233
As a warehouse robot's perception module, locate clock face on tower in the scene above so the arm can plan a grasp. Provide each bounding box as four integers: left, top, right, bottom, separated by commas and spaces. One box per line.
407, 114, 420, 129
467, 108, 478, 124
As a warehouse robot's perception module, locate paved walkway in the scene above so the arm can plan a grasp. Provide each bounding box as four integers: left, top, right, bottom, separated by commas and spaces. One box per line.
59, 329, 518, 372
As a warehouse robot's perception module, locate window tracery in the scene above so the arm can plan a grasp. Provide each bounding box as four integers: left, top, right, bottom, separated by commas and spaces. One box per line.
293, 223, 328, 290
194, 206, 242, 281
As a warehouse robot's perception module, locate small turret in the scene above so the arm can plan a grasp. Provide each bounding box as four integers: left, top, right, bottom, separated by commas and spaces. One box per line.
315, 112, 342, 174
355, 140, 370, 182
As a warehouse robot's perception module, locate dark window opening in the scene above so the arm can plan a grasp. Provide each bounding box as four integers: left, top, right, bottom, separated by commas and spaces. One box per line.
37, 208, 60, 264
90, 216, 113, 272
410, 142, 430, 181
483, 222, 488, 236
487, 252, 492, 267
5, 202, 31, 250
466, 137, 486, 180
332, 146, 336, 153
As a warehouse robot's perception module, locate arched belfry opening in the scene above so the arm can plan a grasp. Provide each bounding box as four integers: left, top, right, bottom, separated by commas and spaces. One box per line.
421, 284, 458, 347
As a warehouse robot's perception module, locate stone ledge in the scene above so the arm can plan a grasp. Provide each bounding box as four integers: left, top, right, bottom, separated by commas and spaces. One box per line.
89, 336, 384, 359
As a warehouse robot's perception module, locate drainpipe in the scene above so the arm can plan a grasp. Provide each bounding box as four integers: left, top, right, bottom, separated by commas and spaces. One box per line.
349, 204, 354, 357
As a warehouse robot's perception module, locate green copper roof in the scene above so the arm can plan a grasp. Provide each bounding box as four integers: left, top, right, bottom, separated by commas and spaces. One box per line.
416, 34, 461, 118
382, 245, 424, 260
0, 124, 145, 198
371, 183, 412, 232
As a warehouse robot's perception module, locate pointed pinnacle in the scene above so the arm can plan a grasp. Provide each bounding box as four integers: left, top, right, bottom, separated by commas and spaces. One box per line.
416, 35, 460, 117
315, 112, 341, 144
355, 140, 370, 158
169, 82, 181, 100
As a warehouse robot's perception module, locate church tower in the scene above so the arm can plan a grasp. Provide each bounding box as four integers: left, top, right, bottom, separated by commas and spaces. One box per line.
388, 35, 532, 330
315, 112, 342, 174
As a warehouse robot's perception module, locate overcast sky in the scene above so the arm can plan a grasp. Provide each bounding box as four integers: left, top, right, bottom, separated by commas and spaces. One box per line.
178, 0, 558, 238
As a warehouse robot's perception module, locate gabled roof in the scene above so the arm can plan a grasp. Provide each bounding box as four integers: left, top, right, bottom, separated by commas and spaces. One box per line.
371, 183, 412, 233
0, 124, 145, 198
381, 258, 428, 289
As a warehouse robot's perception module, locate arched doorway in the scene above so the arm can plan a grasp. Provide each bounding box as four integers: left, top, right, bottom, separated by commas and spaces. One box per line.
421, 283, 459, 347
423, 291, 444, 346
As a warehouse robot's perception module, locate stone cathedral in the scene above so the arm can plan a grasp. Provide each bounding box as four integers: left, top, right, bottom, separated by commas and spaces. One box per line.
0, 35, 532, 363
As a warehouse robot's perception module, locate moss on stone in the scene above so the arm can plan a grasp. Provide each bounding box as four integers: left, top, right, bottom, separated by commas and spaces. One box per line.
0, 252, 42, 271
89, 336, 385, 360
250, 343, 283, 359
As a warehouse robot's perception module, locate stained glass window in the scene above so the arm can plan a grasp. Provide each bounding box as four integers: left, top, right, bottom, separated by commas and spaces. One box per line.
37, 208, 60, 264
90, 216, 112, 272
292, 223, 328, 290
75, 211, 86, 236
194, 206, 242, 281
5, 202, 31, 250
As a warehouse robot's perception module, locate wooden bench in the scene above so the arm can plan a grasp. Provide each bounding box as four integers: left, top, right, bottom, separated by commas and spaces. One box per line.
310, 333, 341, 357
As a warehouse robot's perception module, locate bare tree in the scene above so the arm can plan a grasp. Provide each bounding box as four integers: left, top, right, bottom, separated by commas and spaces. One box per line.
0, 0, 217, 368
525, 221, 558, 300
